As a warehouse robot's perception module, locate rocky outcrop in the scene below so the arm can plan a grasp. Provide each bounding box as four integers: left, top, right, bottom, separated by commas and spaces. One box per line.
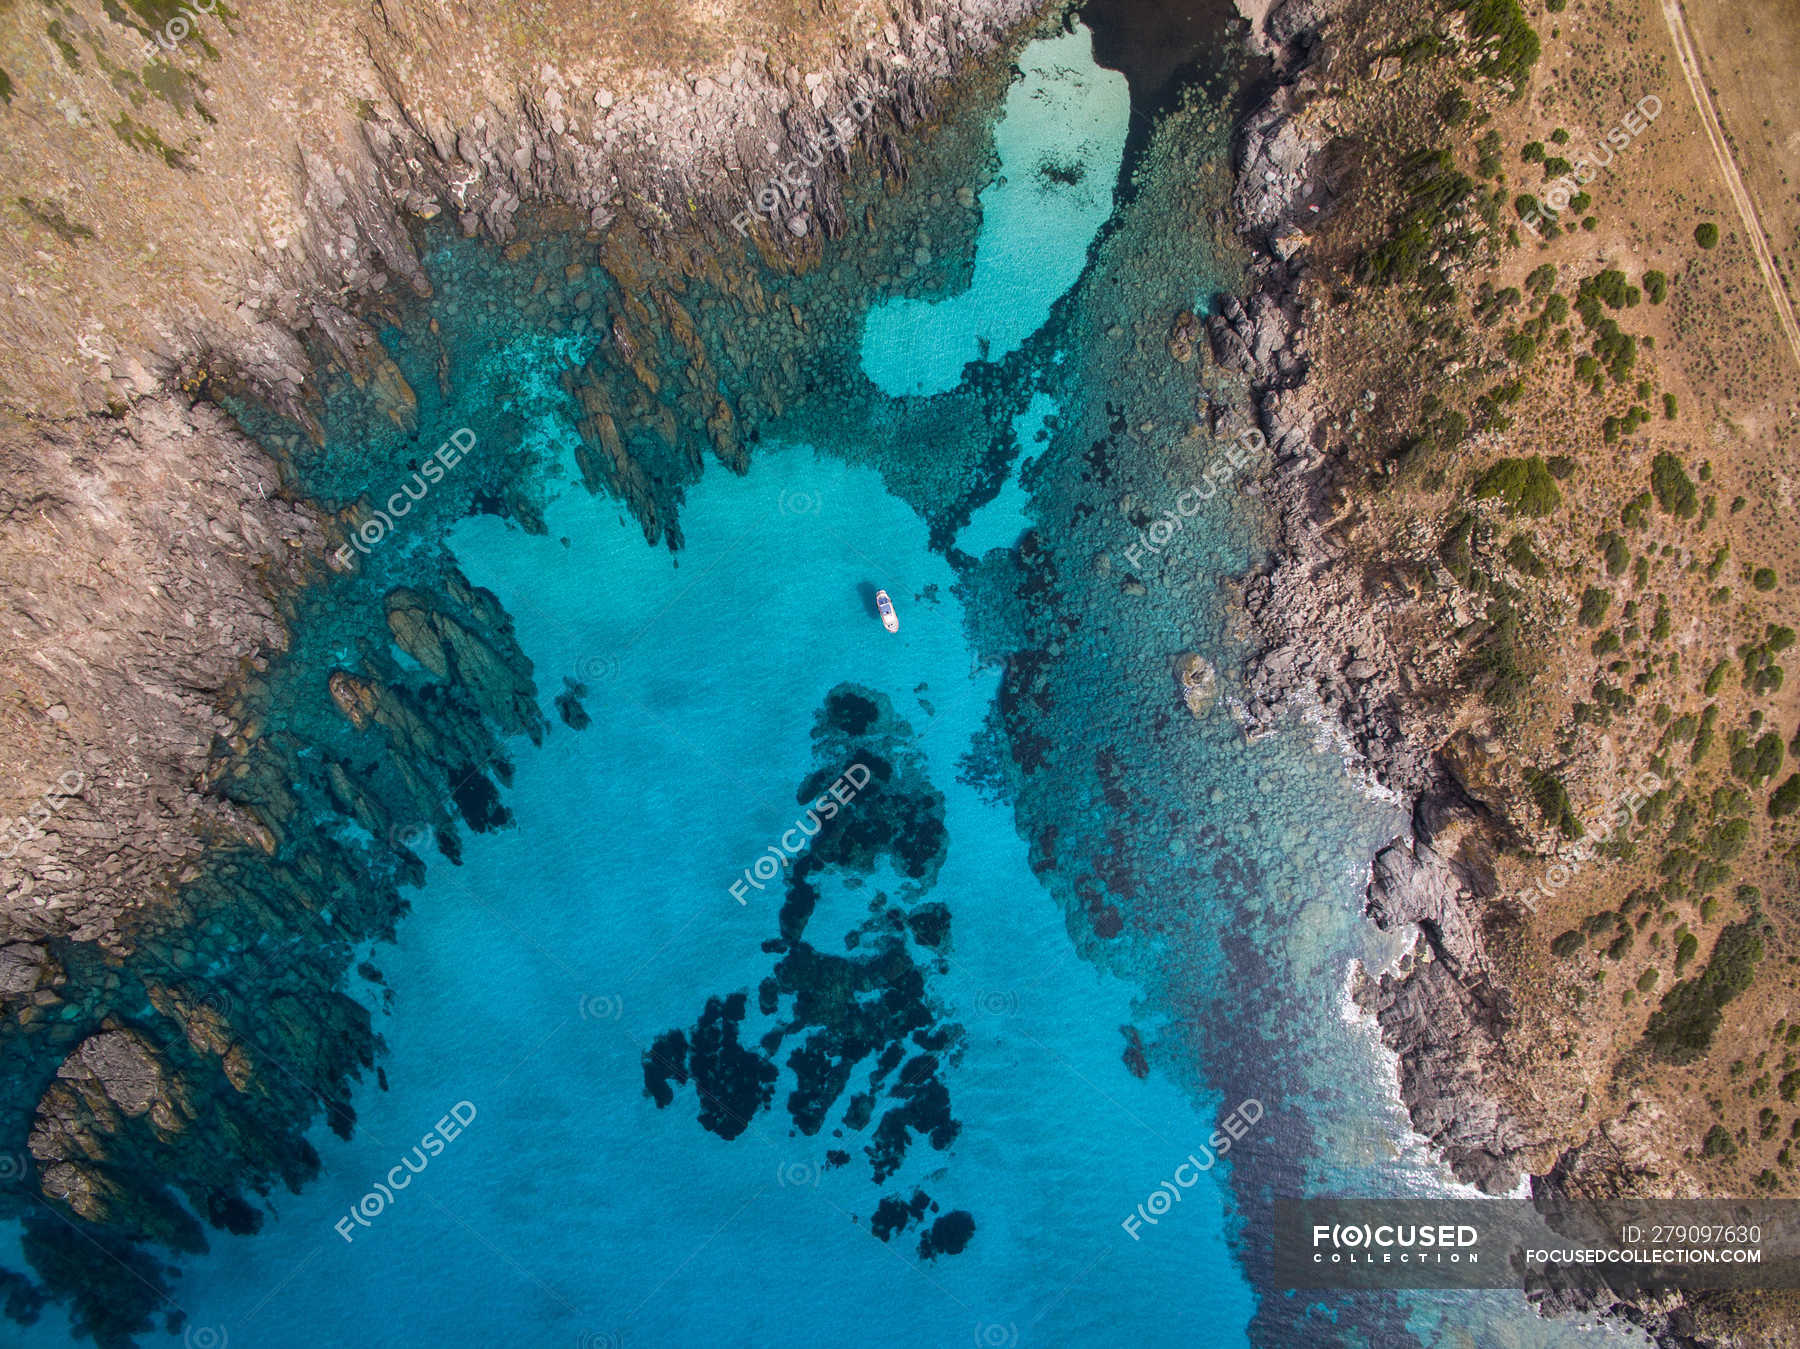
1353, 771, 1530, 1192
386, 581, 546, 742
28, 1025, 189, 1220
1215, 5, 1441, 796
1175, 653, 1219, 717
0, 397, 323, 957
1, 0, 1047, 421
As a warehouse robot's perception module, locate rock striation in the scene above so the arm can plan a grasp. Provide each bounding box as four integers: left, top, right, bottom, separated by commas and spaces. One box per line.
0, 0, 1049, 963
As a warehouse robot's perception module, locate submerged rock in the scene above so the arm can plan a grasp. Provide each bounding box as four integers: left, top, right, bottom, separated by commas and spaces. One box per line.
1175, 652, 1219, 716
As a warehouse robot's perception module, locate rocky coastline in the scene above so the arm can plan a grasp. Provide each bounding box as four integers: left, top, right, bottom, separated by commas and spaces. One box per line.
1214, 0, 1532, 1193
1217, 1, 1787, 1344
1, 0, 1047, 955
0, 3, 1054, 1333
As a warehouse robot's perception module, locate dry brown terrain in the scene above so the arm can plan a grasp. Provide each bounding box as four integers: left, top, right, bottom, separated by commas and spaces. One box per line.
1682, 0, 1800, 340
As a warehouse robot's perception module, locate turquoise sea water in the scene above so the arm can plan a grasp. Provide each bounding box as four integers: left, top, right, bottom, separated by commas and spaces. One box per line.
861, 28, 1131, 397
98, 444, 1257, 1348
4, 21, 1653, 1349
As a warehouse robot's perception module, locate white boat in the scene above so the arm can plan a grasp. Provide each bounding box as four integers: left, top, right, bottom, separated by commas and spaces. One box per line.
875, 588, 899, 633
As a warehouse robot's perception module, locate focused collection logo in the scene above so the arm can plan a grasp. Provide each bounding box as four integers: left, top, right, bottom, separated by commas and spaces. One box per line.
1309, 1220, 1482, 1266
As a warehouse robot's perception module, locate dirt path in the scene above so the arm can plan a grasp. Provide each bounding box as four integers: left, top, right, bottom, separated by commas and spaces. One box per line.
1660, 0, 1800, 372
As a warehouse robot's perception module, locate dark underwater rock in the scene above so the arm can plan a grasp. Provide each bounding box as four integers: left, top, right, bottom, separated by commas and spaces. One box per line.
648, 684, 966, 1213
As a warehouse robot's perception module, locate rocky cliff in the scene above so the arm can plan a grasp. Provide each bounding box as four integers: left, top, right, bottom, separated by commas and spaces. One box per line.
1223, 0, 1542, 1198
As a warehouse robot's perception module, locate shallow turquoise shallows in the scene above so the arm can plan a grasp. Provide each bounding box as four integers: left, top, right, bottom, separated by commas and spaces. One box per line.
860, 26, 1130, 398
75, 443, 1254, 1348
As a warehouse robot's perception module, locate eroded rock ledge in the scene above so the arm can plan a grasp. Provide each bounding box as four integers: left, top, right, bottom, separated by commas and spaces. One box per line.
1222, 0, 1537, 1195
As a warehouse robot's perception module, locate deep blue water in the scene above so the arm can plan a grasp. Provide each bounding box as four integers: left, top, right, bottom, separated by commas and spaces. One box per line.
3, 23, 1653, 1349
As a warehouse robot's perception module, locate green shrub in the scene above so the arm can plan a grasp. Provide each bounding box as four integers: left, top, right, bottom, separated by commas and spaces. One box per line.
1525, 768, 1582, 838
1693, 707, 1719, 763
1743, 733, 1784, 786
1645, 920, 1765, 1063
1674, 930, 1700, 975
1474, 456, 1562, 516
1451, 0, 1542, 95
1477, 129, 1504, 177
1551, 929, 1585, 958
1439, 514, 1475, 584
1770, 774, 1800, 819
1644, 270, 1669, 304
1588, 270, 1627, 308
1651, 453, 1699, 518
1696, 221, 1720, 249
1504, 534, 1548, 577
1706, 818, 1752, 861
1358, 149, 1477, 285
1578, 587, 1612, 626
1754, 567, 1778, 592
